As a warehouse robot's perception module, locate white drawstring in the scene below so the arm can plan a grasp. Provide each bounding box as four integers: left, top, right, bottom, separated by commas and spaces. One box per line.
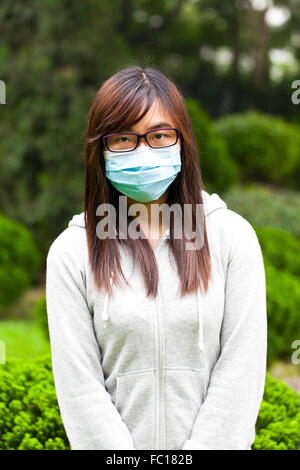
196, 287, 205, 353
101, 272, 113, 327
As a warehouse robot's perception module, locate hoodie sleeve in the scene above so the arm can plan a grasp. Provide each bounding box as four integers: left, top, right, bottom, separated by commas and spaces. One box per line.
46, 228, 136, 450
182, 212, 267, 450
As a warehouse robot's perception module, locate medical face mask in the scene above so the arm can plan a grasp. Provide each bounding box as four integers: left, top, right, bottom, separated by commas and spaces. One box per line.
103, 143, 181, 202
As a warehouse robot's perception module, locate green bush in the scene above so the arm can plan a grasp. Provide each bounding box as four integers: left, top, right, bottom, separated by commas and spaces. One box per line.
0, 214, 41, 309
253, 374, 300, 450
0, 355, 70, 450
186, 98, 239, 193
221, 187, 300, 364
0, 356, 299, 450
264, 259, 300, 365
252, 226, 300, 364
33, 295, 49, 341
254, 225, 300, 278
214, 110, 300, 185
221, 183, 300, 239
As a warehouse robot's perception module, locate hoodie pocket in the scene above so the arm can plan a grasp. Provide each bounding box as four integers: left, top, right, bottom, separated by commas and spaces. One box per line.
165, 367, 207, 450
115, 368, 155, 450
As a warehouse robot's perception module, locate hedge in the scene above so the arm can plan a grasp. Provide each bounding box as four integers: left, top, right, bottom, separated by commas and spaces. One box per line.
0, 355, 69, 450
0, 356, 299, 450
222, 184, 300, 239
254, 225, 300, 278
252, 225, 300, 365
214, 110, 300, 186
253, 374, 300, 450
186, 98, 239, 193
0, 214, 41, 310
33, 296, 49, 341
263, 259, 300, 365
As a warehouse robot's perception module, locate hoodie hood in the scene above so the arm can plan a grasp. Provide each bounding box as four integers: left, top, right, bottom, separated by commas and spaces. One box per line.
68, 212, 86, 228
67, 190, 227, 229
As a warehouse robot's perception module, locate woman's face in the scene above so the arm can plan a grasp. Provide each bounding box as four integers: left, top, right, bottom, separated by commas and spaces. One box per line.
103, 99, 181, 152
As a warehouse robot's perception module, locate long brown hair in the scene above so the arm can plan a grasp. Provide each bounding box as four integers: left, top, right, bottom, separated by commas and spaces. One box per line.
84, 65, 211, 298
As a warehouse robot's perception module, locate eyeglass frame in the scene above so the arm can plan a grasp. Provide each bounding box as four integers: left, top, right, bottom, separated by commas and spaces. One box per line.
102, 127, 181, 153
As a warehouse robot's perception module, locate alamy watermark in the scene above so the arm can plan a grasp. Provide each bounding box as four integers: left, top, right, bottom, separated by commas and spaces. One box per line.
0, 340, 5, 364
291, 339, 300, 365
0, 80, 6, 104
291, 80, 300, 105
95, 196, 205, 250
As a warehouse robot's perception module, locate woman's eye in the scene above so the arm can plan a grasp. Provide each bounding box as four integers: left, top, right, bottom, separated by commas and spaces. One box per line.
154, 133, 164, 139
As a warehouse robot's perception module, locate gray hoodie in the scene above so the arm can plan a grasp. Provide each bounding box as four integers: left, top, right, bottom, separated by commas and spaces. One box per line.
45, 189, 267, 450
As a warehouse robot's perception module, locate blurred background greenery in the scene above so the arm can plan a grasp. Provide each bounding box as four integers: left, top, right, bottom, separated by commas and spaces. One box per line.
0, 0, 300, 450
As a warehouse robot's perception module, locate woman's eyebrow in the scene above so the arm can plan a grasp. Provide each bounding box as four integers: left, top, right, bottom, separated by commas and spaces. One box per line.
122, 122, 173, 132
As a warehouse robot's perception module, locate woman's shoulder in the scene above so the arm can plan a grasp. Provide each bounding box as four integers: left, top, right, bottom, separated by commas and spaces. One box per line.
210, 207, 259, 244
46, 212, 87, 268
210, 206, 257, 236
202, 189, 256, 236
203, 191, 260, 261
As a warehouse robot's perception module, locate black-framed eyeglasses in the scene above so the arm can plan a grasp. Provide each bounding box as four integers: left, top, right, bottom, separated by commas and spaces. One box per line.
102, 128, 181, 153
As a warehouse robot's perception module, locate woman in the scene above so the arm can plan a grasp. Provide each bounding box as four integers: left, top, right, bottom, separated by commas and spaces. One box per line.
46, 65, 267, 450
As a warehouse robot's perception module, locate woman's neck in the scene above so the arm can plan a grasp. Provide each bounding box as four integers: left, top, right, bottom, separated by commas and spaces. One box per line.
126, 191, 169, 248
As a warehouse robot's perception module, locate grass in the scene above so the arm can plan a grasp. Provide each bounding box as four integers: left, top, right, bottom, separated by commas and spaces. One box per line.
0, 319, 50, 362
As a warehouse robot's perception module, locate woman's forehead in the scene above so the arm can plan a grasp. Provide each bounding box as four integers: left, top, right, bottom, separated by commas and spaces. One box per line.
132, 100, 174, 131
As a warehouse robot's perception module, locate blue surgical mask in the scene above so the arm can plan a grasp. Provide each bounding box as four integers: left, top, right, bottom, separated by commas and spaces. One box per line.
103, 143, 181, 202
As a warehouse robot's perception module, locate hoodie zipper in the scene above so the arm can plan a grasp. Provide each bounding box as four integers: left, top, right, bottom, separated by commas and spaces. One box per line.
155, 282, 165, 449
154, 232, 168, 450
